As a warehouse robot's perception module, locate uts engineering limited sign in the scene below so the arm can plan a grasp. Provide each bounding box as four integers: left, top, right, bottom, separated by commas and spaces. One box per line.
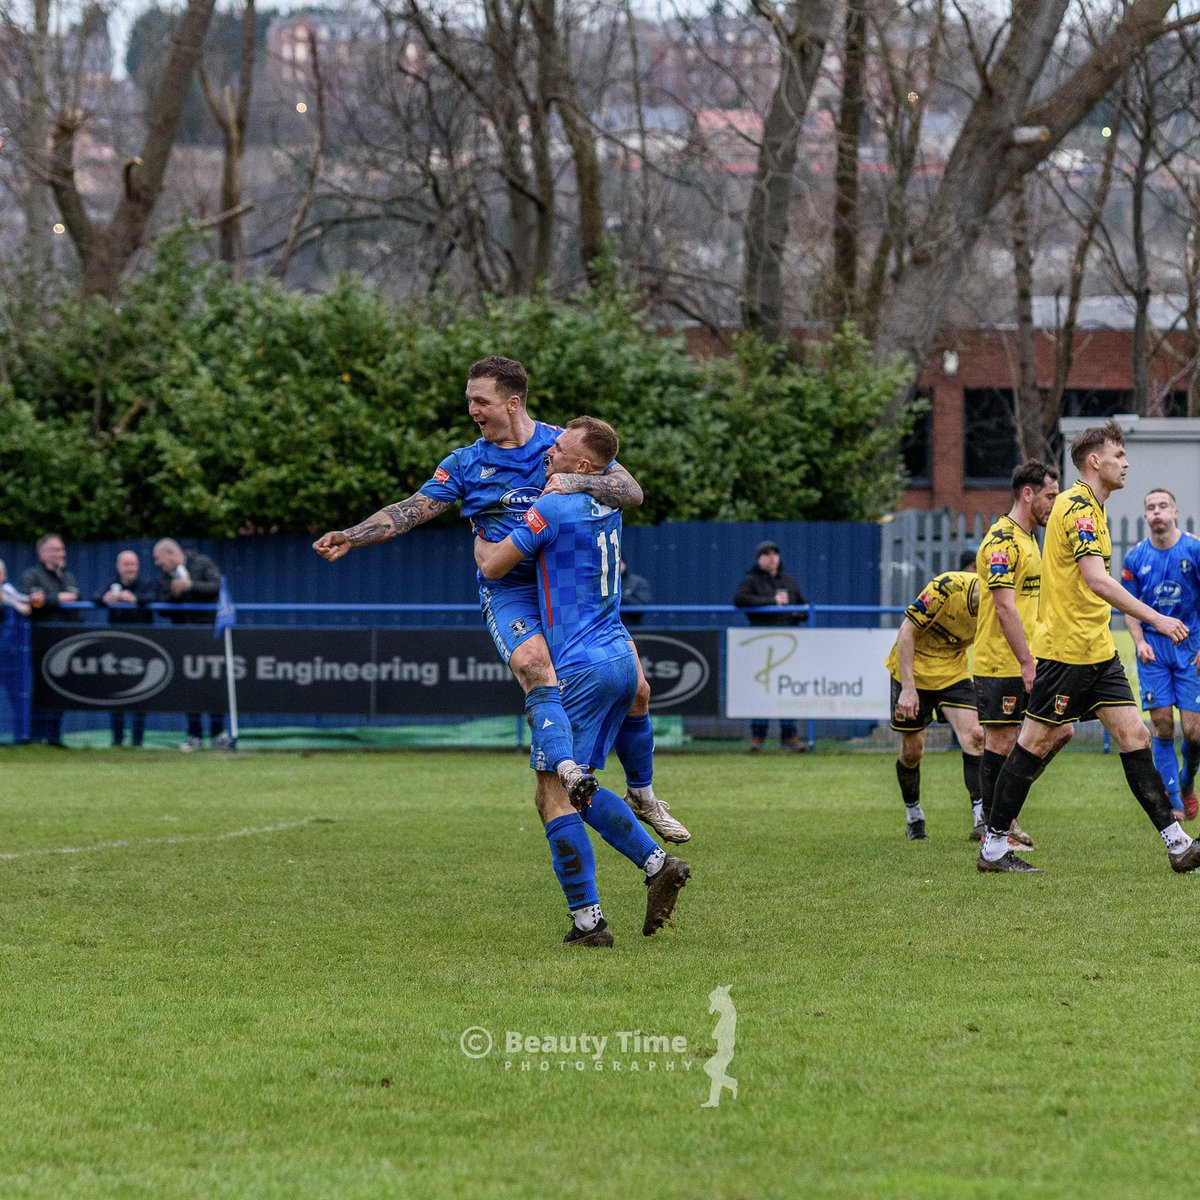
34, 628, 720, 716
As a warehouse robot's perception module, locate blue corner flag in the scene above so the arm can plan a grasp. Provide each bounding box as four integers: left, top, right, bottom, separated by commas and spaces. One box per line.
214, 578, 237, 638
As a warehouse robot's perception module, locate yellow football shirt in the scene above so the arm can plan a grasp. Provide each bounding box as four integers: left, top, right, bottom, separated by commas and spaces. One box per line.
974, 516, 1041, 678
885, 570, 980, 690
1032, 481, 1115, 665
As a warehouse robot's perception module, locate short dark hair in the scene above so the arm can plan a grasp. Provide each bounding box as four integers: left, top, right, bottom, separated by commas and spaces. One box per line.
565, 416, 619, 468
1069, 420, 1124, 470
959, 550, 978, 570
1010, 460, 1059, 499
1145, 487, 1176, 505
468, 356, 528, 403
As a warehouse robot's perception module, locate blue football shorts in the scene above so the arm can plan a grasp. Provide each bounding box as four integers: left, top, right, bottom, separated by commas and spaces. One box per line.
479, 580, 543, 664
533, 648, 638, 773
1137, 639, 1200, 713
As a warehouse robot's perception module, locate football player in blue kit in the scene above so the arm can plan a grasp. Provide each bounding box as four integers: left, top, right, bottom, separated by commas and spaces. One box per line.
312, 356, 690, 842
1121, 488, 1200, 821
473, 417, 689, 947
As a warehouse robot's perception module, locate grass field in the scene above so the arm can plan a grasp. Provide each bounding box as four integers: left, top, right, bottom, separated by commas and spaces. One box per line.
2, 743, 1198, 1199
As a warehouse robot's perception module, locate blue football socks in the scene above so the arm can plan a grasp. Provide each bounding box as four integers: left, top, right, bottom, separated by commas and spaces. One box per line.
581, 786, 659, 869
525, 685, 575, 773
545, 812, 599, 912
614, 713, 655, 790
1152, 736, 1182, 807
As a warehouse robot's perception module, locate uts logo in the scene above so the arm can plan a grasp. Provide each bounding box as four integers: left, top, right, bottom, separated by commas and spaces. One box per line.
524, 508, 548, 534
1075, 516, 1096, 543
989, 551, 1010, 576
636, 635, 712, 709
41, 632, 174, 706
501, 489, 541, 510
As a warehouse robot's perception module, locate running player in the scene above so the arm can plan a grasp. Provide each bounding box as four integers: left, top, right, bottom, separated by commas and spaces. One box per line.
983, 421, 1200, 874
1121, 488, 1200, 821
474, 418, 689, 947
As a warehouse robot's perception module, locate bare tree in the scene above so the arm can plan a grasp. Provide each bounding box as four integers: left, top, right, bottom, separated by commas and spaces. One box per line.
741, 0, 838, 343
46, 0, 218, 298
197, 0, 257, 277
872, 0, 1199, 381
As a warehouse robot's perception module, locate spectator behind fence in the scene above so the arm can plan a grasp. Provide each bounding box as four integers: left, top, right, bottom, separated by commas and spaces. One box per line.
20, 534, 80, 748
96, 550, 156, 748
733, 539, 808, 753
153, 538, 227, 752
620, 558, 653, 626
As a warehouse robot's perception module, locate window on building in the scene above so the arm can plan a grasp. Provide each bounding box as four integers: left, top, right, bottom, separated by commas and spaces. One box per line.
964, 388, 1019, 486
1061, 388, 1186, 418
900, 391, 932, 486
1060, 388, 1132, 418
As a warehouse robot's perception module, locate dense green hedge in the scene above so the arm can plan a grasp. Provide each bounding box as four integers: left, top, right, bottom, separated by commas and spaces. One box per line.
0, 239, 917, 537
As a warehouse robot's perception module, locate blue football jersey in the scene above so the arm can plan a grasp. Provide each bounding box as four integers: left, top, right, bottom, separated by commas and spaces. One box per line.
420, 422, 561, 585
510, 492, 630, 675
1121, 533, 1200, 654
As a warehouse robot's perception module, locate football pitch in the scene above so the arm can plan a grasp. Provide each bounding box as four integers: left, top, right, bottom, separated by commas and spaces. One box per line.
2, 744, 1196, 1199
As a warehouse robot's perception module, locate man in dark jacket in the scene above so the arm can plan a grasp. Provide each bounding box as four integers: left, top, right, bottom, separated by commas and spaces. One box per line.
733, 540, 808, 752
20, 533, 81, 746
96, 550, 157, 747
153, 538, 226, 751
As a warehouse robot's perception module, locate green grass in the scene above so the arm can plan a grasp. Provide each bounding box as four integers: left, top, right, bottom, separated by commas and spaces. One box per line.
2, 744, 1197, 1199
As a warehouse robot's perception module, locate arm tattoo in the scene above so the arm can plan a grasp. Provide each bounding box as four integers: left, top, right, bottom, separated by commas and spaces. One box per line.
567, 464, 644, 510
343, 492, 451, 547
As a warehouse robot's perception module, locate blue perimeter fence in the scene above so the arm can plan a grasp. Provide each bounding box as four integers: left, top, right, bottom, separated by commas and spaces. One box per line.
0, 522, 885, 746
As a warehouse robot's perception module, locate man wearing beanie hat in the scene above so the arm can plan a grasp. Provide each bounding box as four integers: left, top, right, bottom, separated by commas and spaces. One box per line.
733, 540, 808, 752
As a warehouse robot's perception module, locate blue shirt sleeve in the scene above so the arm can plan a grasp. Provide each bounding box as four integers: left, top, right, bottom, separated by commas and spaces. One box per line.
419, 450, 465, 503
511, 495, 564, 556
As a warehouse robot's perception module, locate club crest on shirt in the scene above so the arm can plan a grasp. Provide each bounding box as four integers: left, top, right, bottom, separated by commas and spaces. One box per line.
1054, 694, 1069, 715
1002, 695, 1017, 715
989, 550, 1010, 576
1074, 516, 1096, 543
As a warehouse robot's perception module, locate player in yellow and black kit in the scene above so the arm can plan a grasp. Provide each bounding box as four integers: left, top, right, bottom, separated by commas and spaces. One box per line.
973, 460, 1070, 847
982, 421, 1200, 874
885, 553, 984, 840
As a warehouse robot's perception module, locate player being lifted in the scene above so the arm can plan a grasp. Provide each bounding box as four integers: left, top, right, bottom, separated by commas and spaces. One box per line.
313, 356, 689, 844
474, 418, 690, 947
973, 461, 1070, 848
1121, 488, 1200, 821
885, 553, 984, 840
982, 421, 1200, 874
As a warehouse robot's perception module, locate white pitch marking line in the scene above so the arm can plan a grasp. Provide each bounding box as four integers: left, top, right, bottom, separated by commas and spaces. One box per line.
0, 818, 324, 862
